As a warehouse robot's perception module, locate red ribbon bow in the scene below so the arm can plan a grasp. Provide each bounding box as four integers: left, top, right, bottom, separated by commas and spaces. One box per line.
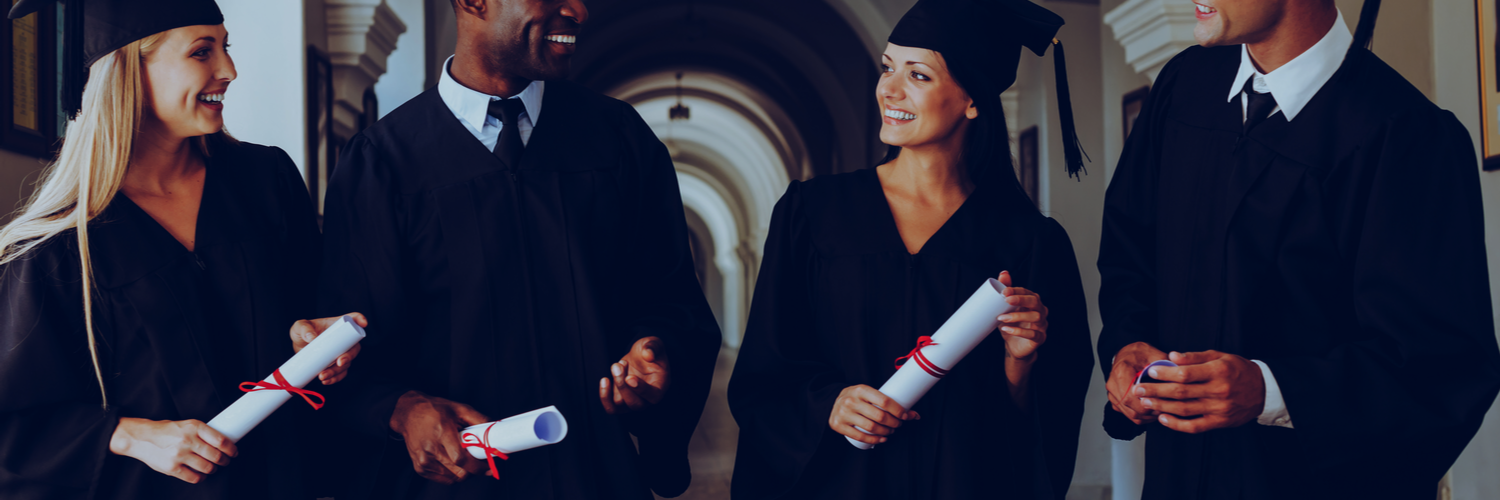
894, 336, 949, 379
461, 422, 510, 480
238, 369, 326, 410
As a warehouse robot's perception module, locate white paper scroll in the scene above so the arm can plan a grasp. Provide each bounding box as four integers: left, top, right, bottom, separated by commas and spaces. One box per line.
848, 278, 1019, 449
207, 315, 366, 443
462, 406, 569, 458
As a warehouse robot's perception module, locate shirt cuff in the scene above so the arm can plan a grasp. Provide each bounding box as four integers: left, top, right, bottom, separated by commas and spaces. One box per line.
1251, 360, 1293, 429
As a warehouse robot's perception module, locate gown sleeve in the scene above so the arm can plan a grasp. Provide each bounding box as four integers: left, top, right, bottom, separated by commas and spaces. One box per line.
1258, 106, 1500, 480
318, 135, 415, 439
1023, 219, 1094, 500
0, 237, 118, 499
726, 181, 846, 499
614, 103, 724, 497
1095, 48, 1194, 441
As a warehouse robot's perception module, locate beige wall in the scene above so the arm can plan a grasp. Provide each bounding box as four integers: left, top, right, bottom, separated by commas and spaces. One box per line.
1337, 0, 1435, 100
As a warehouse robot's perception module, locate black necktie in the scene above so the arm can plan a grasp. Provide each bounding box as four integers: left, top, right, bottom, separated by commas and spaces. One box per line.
488, 98, 527, 168
1242, 78, 1277, 134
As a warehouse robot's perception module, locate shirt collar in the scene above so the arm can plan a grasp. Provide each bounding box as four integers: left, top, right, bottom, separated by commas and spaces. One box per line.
437, 55, 545, 131
1225, 10, 1352, 121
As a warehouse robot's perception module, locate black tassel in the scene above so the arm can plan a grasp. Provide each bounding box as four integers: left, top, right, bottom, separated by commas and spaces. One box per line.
62, 0, 84, 120
1351, 0, 1380, 51
1051, 40, 1089, 180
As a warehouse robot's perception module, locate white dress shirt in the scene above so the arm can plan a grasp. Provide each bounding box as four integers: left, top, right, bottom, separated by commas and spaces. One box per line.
437, 55, 545, 150
1225, 11, 1352, 431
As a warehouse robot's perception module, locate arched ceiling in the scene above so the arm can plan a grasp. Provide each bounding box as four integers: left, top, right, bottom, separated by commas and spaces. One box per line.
571, 0, 885, 176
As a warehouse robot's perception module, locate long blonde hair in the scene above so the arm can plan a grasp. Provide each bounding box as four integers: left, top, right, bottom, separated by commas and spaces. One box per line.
0, 34, 172, 407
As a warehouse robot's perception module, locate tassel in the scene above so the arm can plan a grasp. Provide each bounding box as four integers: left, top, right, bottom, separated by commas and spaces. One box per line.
1351, 0, 1380, 51
1051, 39, 1089, 180
62, 0, 84, 120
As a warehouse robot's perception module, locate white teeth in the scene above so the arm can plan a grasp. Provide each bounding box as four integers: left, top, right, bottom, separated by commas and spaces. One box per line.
884, 108, 916, 121
1195, 3, 1214, 14
545, 35, 576, 44
198, 93, 224, 103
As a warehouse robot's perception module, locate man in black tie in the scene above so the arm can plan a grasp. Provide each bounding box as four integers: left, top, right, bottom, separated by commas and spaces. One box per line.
318, 0, 722, 498
1098, 0, 1500, 498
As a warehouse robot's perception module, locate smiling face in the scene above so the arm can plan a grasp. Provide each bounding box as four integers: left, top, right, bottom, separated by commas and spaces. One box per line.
140, 24, 235, 140
1192, 0, 1288, 47
876, 43, 977, 151
480, 0, 587, 81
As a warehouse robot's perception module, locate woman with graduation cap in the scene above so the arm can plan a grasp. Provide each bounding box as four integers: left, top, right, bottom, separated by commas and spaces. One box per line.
0, 1, 362, 498
728, 0, 1093, 498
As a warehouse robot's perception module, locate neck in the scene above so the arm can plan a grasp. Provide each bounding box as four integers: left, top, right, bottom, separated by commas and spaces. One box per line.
126, 120, 202, 195
888, 140, 971, 201
452, 41, 531, 98
1244, 4, 1338, 74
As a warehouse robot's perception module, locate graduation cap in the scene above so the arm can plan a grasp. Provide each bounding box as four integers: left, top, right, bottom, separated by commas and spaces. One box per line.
889, 0, 1088, 178
7, 0, 224, 119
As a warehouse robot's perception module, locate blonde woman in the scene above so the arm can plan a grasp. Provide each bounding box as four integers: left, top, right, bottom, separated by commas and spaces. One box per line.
0, 1, 361, 498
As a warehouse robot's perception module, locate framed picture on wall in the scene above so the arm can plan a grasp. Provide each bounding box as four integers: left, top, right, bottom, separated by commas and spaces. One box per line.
1477, 0, 1500, 170
1122, 85, 1150, 142
0, 5, 57, 158
1018, 126, 1039, 208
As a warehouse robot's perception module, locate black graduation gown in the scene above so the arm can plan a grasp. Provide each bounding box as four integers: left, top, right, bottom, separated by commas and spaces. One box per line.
727, 169, 1094, 500
1097, 45, 1500, 500
318, 81, 721, 500
0, 141, 323, 499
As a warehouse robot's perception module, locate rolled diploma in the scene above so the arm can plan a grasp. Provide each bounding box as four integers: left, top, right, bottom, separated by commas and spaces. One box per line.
848, 278, 1018, 449
207, 315, 366, 443
463, 406, 569, 457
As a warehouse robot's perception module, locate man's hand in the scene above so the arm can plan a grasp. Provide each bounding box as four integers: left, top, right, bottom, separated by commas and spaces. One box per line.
389, 391, 491, 484
289, 312, 367, 385
599, 336, 670, 414
1135, 350, 1265, 434
1106, 341, 1169, 425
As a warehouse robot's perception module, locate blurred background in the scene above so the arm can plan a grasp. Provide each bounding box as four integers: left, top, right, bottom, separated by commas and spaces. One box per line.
0, 0, 1497, 498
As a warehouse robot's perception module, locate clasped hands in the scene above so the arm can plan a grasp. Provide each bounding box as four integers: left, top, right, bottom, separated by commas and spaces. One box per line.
390, 336, 671, 484
1106, 342, 1264, 434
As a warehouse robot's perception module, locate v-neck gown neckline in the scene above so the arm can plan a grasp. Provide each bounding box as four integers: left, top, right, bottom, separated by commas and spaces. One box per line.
866, 167, 976, 256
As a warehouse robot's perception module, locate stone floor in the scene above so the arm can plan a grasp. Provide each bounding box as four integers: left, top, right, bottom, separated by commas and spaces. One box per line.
656, 344, 740, 500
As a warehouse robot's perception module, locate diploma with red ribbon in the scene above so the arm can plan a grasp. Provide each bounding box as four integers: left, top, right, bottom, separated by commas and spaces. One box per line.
207, 315, 366, 443
460, 406, 569, 480
848, 278, 1018, 449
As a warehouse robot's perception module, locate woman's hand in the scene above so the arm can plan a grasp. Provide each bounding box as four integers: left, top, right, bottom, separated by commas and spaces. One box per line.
828, 385, 919, 445
996, 271, 1048, 362
109, 417, 237, 484
996, 271, 1048, 407
289, 312, 367, 385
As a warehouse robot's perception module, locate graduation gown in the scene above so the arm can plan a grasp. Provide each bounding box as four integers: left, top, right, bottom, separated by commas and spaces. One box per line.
319, 81, 721, 500
0, 141, 323, 499
1097, 45, 1500, 500
727, 169, 1094, 500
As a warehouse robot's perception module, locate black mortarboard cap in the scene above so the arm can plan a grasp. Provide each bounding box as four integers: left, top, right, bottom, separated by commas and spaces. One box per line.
8, 0, 224, 119
889, 0, 1089, 178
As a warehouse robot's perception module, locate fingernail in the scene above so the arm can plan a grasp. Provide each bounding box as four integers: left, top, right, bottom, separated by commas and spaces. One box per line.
879, 437, 888, 443
998, 315, 1010, 322
600, 378, 608, 387
611, 365, 623, 376
1148, 367, 1159, 378
1141, 398, 1154, 408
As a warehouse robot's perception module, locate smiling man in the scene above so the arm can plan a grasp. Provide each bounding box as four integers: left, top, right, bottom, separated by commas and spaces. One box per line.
1098, 0, 1500, 499
317, 0, 722, 498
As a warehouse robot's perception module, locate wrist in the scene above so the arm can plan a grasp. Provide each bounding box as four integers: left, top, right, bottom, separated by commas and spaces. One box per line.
390, 391, 428, 434
109, 417, 141, 456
